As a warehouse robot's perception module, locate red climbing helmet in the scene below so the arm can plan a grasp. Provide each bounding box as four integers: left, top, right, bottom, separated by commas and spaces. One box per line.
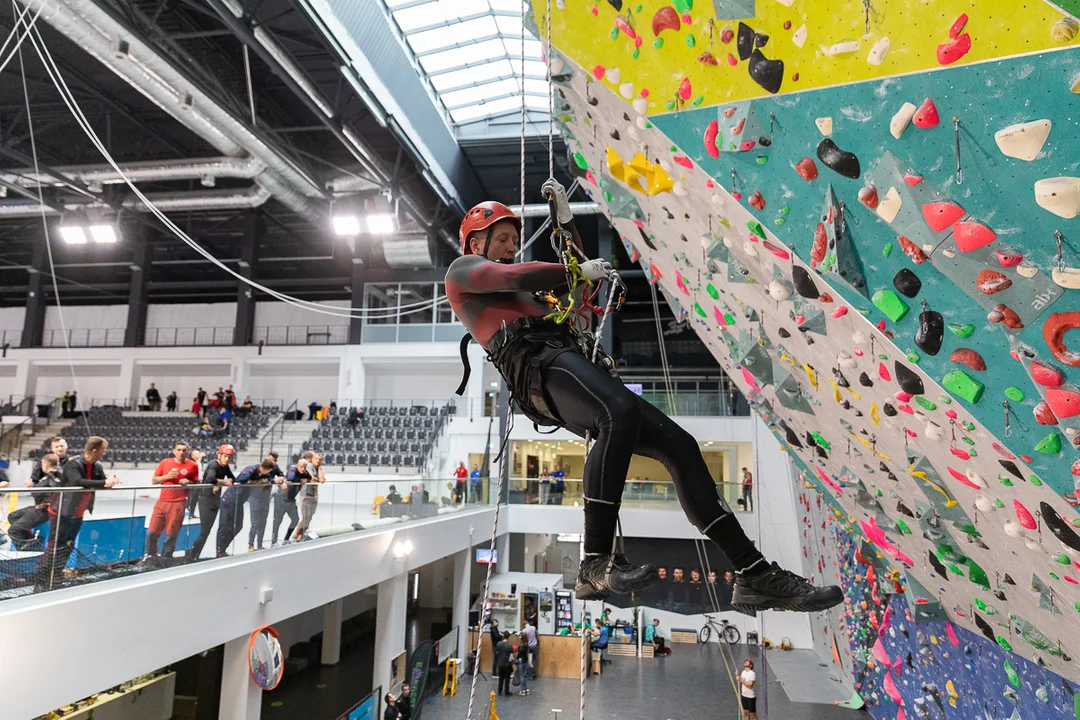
217, 444, 236, 456
459, 201, 522, 255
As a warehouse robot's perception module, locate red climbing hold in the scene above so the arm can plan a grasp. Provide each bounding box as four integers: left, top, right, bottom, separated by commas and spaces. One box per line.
1072, 459, 1080, 476
995, 250, 1023, 267
876, 320, 887, 331
741, 140, 757, 151
895, 391, 913, 402
878, 362, 891, 381
674, 155, 693, 169
720, 27, 734, 43
763, 241, 789, 259
1014, 500, 1037, 530
949, 13, 968, 39
649, 263, 663, 280
897, 403, 914, 415
1043, 312, 1080, 367
992, 442, 1016, 459
954, 221, 997, 252
651, 6, 681, 36
832, 306, 848, 318
898, 236, 928, 264
922, 202, 965, 232
1045, 387, 1080, 418
945, 409, 958, 419
698, 51, 718, 65
948, 466, 981, 489
989, 304, 1023, 329
592, 65, 606, 80
704, 120, 720, 159
949, 348, 986, 371
1034, 400, 1059, 425
727, 53, 738, 66
1031, 361, 1064, 387
748, 190, 765, 210
796, 158, 819, 181
678, 77, 692, 101
681, 13, 692, 24
819, 293, 833, 303
912, 99, 940, 128
937, 34, 972, 65
976, 269, 1012, 295
811, 223, 827, 264
950, 447, 971, 460
904, 173, 924, 187
858, 185, 879, 209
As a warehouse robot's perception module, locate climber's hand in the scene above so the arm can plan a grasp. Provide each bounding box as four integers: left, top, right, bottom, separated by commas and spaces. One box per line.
580, 259, 614, 282
541, 178, 574, 225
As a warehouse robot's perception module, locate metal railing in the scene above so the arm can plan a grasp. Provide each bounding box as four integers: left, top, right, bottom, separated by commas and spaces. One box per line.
143, 326, 234, 347
0, 329, 20, 348
260, 399, 299, 458
505, 478, 754, 512
252, 325, 349, 346
42, 328, 125, 348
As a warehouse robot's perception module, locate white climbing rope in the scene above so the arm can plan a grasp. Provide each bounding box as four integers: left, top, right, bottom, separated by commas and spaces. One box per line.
517, 0, 527, 263
545, 0, 554, 181
649, 281, 677, 414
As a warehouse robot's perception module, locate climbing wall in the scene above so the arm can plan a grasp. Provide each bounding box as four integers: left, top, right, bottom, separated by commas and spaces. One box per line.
535, 0, 1080, 701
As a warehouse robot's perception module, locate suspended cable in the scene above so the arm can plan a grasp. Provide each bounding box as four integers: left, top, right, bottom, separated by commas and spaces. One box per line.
516, 0, 526, 264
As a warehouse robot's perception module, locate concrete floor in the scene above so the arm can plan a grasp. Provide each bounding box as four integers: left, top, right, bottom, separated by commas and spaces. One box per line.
421, 641, 866, 720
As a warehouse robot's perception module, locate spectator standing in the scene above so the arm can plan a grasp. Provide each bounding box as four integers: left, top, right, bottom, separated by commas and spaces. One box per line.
217, 458, 276, 556
395, 683, 412, 720
191, 396, 201, 414
383, 693, 400, 720
224, 385, 236, 410
68, 391, 77, 414
247, 451, 283, 551
551, 465, 566, 505
470, 463, 482, 503
487, 618, 501, 676
454, 461, 468, 505
273, 455, 308, 546
741, 466, 753, 512
146, 384, 162, 411
60, 392, 70, 415
520, 618, 538, 679
197, 387, 207, 411
36, 437, 120, 585
515, 641, 530, 696
214, 387, 225, 407
539, 470, 551, 505
495, 631, 514, 697
307, 400, 320, 421
292, 452, 325, 542
187, 445, 235, 560
739, 659, 757, 720
166, 391, 178, 412
144, 441, 199, 562
719, 570, 736, 609
8, 436, 68, 549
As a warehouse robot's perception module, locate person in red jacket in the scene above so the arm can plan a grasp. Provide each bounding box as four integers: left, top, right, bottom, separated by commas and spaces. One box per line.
143, 441, 199, 562
453, 461, 468, 505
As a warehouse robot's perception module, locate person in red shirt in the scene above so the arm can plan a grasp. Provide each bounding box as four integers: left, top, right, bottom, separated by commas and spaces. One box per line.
144, 441, 199, 561
454, 461, 468, 506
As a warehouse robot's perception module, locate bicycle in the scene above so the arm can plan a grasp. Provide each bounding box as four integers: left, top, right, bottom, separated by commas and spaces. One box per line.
699, 614, 740, 645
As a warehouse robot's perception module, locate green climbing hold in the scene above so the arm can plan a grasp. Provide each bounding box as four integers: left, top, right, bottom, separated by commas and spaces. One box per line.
948, 323, 976, 338
999, 476, 1014, 487
604, 192, 613, 202
664, 100, 675, 110
645, 122, 652, 129
915, 396, 936, 411
882, 242, 893, 258
906, 350, 920, 363
1035, 432, 1062, 454
896, 518, 912, 534
747, 220, 765, 238
993, 498, 1005, 508
672, 0, 692, 11
942, 370, 984, 403
1004, 658, 1020, 686
723, 312, 735, 325
1076, 601, 1080, 613
961, 436, 974, 446
962, 421, 976, 431
774, 217, 786, 226
1050, 572, 1060, 580
1030, 475, 1043, 487
694, 302, 706, 318
939, 395, 952, 404
756, 156, 769, 166
779, 206, 789, 216
966, 559, 990, 589
871, 289, 909, 322
1004, 386, 1025, 402
706, 283, 719, 300
810, 431, 830, 450
670, 145, 678, 152
573, 152, 588, 170
949, 563, 962, 575
691, 96, 704, 107
974, 598, 989, 611
610, 26, 621, 40
1053, 553, 1071, 565
632, 48, 640, 59
654, 38, 664, 49
686, 33, 696, 48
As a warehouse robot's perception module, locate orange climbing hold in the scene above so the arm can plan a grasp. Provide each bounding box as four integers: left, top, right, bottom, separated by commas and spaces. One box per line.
1045, 387, 1080, 418
954, 221, 997, 252
1043, 312, 1080, 367
922, 202, 965, 232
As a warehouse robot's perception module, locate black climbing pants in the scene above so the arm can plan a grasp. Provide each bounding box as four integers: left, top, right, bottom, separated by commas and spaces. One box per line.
541, 351, 764, 570
216, 497, 245, 556
189, 493, 219, 560
7, 505, 48, 550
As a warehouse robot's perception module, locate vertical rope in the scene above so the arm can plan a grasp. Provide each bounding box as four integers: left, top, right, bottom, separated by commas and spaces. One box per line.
545, 0, 554, 180
464, 473, 507, 719
517, 0, 527, 264
580, 623, 587, 720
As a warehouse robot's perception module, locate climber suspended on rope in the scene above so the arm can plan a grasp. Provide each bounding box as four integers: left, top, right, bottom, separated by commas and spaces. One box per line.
445, 179, 842, 612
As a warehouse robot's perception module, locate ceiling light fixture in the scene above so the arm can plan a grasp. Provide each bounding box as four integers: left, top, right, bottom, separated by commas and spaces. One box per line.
332, 214, 362, 236
59, 225, 88, 245
88, 225, 118, 244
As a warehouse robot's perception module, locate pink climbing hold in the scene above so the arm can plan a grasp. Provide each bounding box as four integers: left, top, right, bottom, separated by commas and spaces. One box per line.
946, 621, 960, 646
763, 241, 790, 260
996, 250, 1023, 267
937, 33, 972, 65
922, 201, 965, 232
648, 263, 663, 280
741, 140, 757, 151
872, 638, 891, 665
876, 320, 887, 331
1014, 499, 1037, 530
895, 391, 913, 402
992, 442, 1017, 459
727, 53, 738, 66
883, 671, 903, 705
954, 221, 997, 252
897, 709, 907, 720
592, 65, 606, 80
740, 367, 762, 392
905, 428, 917, 437
675, 271, 690, 295
945, 409, 957, 419
673, 155, 693, 169
912, 99, 940, 128
678, 77, 692, 101
706, 179, 715, 188
704, 119, 720, 159
853, 347, 863, 357
948, 466, 981, 489
1045, 387, 1080, 418
832, 306, 848, 318
1031, 361, 1064, 388
586, 170, 598, 186
1020, 454, 1034, 463
878, 362, 891, 381
898, 403, 913, 415
713, 306, 727, 327
950, 447, 971, 460
949, 13, 968, 39
904, 173, 924, 186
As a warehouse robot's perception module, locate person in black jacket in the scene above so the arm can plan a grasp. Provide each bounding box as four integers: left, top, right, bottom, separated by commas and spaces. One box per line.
395, 683, 412, 720
146, 383, 162, 411
36, 437, 119, 586
272, 455, 308, 546
495, 631, 514, 696
383, 692, 400, 720
7, 436, 67, 549
487, 618, 502, 676
187, 445, 236, 560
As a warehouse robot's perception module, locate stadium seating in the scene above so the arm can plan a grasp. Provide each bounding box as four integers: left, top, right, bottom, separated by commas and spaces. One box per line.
307, 403, 454, 469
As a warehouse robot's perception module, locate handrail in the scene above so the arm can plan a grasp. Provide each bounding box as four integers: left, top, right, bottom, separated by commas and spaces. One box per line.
259, 398, 298, 457
0, 476, 450, 493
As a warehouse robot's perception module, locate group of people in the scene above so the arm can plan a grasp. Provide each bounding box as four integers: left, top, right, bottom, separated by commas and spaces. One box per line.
488, 617, 538, 698
451, 461, 482, 506
58, 391, 78, 417
382, 683, 412, 720
648, 567, 737, 612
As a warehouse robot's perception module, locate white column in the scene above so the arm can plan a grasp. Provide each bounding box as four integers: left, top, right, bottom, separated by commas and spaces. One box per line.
117, 357, 137, 403
219, 635, 261, 720
452, 548, 471, 669
495, 533, 510, 573
373, 571, 409, 695
322, 599, 343, 666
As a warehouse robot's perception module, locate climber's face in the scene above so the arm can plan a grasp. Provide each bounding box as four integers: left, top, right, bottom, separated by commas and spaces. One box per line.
469, 219, 519, 264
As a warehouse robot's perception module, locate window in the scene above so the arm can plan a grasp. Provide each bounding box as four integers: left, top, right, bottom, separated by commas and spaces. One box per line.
364, 283, 399, 325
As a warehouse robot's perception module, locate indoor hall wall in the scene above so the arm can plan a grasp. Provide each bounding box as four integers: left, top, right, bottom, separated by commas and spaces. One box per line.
363, 364, 460, 403
245, 360, 340, 407
417, 555, 456, 609
132, 363, 235, 406
254, 300, 351, 329
0, 306, 25, 343
0, 362, 19, 401
29, 363, 123, 402
44, 305, 127, 334
273, 587, 378, 660
145, 302, 236, 330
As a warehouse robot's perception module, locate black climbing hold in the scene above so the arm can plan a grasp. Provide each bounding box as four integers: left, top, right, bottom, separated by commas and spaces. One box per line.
792, 265, 819, 298
781, 421, 803, 447
804, 335, 814, 345
893, 268, 922, 298
589, 96, 599, 106
680, 234, 688, 242
994, 589, 1007, 601
886, 471, 898, 482
797, 325, 810, 333
973, 612, 996, 642
815, 445, 828, 459
928, 551, 949, 579
897, 501, 914, 517
777, 327, 791, 338
1040, 502, 1080, 552
805, 431, 817, 447
1002, 573, 1016, 585
610, 129, 620, 140
894, 361, 925, 395
915, 309, 944, 356
883, 403, 897, 416
841, 399, 851, 409
748, 49, 784, 95
754, 32, 769, 48
859, 372, 873, 387
758, 136, 772, 148
665, 209, 675, 220
816, 138, 862, 179
736, 22, 754, 60
622, 112, 631, 122
833, 368, 849, 388
606, 0, 622, 9
637, 226, 657, 251
998, 460, 1024, 481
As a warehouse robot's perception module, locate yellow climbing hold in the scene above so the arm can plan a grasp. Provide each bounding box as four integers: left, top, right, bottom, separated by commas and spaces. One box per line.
946, 680, 958, 708
605, 147, 674, 195
803, 363, 818, 389
870, 403, 881, 426
913, 474, 959, 508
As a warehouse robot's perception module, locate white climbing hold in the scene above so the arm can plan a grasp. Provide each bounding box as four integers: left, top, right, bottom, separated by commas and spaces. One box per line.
635, 115, 649, 130
925, 422, 943, 440
1016, 263, 1040, 278
619, 82, 635, 99
1053, 267, 1080, 289
773, 0, 794, 6
1003, 520, 1026, 539
815, 117, 833, 136
769, 279, 791, 301
974, 495, 993, 512
837, 350, 858, 369
995, 120, 1052, 161
549, 56, 565, 74
711, 195, 725, 211
1025, 536, 1041, 551
867, 36, 891, 65
673, 181, 688, 197
852, 330, 868, 345
632, 97, 649, 115
876, 187, 902, 223
743, 240, 759, 257
1035, 177, 1080, 219
626, 123, 640, 140
700, 234, 713, 250
607, 67, 621, 85
941, 249, 957, 259
890, 102, 917, 139
723, 235, 735, 248
792, 24, 807, 48
965, 469, 987, 489
824, 40, 860, 56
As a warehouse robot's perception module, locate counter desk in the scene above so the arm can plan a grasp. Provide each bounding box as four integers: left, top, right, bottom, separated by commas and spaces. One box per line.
468, 629, 593, 680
